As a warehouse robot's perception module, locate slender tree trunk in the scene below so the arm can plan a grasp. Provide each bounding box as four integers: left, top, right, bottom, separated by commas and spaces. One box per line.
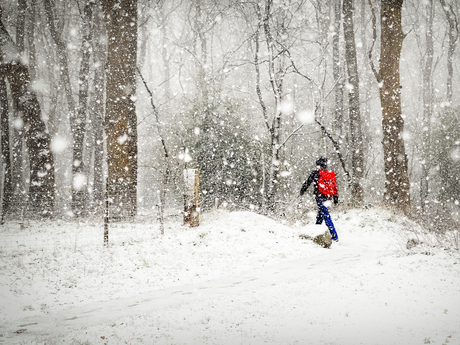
420, 0, 434, 213
73, 2, 94, 217
43, 0, 86, 216
343, 0, 364, 204
0, 76, 12, 215
17, 0, 26, 53
378, 0, 411, 213
333, 0, 344, 137
11, 0, 27, 213
0, 22, 55, 216
254, 3, 270, 207
360, 0, 372, 166
159, 4, 172, 218
27, 0, 37, 81
91, 3, 106, 214
262, 0, 282, 210
159, 5, 172, 103
439, 0, 458, 104
138, 69, 170, 234
102, 0, 138, 218
193, 0, 208, 107
43, 0, 75, 117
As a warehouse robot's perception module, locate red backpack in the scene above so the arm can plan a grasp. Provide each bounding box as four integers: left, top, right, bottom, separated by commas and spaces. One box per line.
318, 169, 338, 197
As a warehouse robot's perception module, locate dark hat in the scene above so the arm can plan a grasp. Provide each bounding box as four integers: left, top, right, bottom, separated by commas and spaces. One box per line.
316, 157, 328, 169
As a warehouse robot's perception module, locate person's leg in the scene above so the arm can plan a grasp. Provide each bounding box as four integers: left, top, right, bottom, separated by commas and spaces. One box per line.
315, 199, 324, 224
318, 201, 338, 241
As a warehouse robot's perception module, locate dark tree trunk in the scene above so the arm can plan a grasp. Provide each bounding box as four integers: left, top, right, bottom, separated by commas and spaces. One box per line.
72, 2, 94, 216
1, 22, 55, 216
27, 0, 37, 81
16, 0, 26, 52
90, 3, 106, 214
11, 0, 26, 212
101, 0, 138, 218
377, 0, 411, 213
0, 76, 12, 216
43, 0, 87, 216
343, 0, 364, 204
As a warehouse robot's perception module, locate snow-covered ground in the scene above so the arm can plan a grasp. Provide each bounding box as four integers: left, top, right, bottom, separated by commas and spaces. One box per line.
0, 207, 459, 345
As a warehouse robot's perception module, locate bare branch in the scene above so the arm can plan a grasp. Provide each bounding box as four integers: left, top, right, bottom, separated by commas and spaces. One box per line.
137, 67, 169, 159
280, 124, 304, 149
367, 0, 380, 82
315, 117, 352, 186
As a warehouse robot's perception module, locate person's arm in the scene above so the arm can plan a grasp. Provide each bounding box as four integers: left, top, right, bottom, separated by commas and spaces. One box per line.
300, 170, 317, 195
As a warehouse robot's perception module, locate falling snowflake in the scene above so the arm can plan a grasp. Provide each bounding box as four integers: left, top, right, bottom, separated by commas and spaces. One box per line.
73, 173, 87, 191
51, 135, 70, 154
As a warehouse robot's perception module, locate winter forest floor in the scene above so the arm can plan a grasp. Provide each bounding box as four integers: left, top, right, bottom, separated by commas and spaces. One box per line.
0, 207, 459, 345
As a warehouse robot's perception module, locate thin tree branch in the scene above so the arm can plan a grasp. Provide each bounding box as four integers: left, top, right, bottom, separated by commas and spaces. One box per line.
315, 117, 352, 186
279, 123, 304, 149
367, 0, 380, 82
137, 67, 169, 159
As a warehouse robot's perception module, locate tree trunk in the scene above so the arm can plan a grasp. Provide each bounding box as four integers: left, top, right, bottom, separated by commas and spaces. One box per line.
27, 0, 37, 81
101, 0, 138, 218
360, 0, 372, 159
73, 2, 94, 217
420, 0, 434, 213
0, 76, 12, 215
333, 0, 344, 137
43, 0, 86, 216
254, 3, 270, 208
11, 0, 26, 212
343, 0, 364, 204
43, 0, 76, 118
16, 0, 26, 53
160, 6, 172, 104
91, 3, 106, 215
378, 0, 411, 213
263, 0, 282, 210
439, 0, 458, 104
194, 0, 208, 105
0, 23, 55, 216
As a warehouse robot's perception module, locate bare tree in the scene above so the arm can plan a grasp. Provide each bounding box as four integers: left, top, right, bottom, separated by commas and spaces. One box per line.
90, 2, 105, 214
369, 0, 411, 213
11, 0, 26, 212
26, 0, 37, 81
253, 0, 285, 210
0, 17, 55, 216
333, 0, 345, 136
287, 1, 353, 190
419, 0, 434, 213
194, 0, 209, 105
43, 0, 87, 216
138, 69, 169, 234
72, 1, 94, 216
343, 0, 364, 204
102, 0, 138, 218
0, 75, 12, 217
439, 0, 459, 104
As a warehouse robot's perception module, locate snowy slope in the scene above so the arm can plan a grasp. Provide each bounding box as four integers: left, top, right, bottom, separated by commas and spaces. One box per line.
0, 207, 459, 345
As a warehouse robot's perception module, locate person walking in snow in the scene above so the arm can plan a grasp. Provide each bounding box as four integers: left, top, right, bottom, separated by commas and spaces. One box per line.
300, 157, 339, 242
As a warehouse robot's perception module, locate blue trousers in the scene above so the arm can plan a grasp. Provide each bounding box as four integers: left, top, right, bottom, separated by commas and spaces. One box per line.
316, 199, 338, 240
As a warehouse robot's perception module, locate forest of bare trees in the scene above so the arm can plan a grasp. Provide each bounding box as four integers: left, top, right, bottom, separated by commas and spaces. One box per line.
0, 0, 459, 231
